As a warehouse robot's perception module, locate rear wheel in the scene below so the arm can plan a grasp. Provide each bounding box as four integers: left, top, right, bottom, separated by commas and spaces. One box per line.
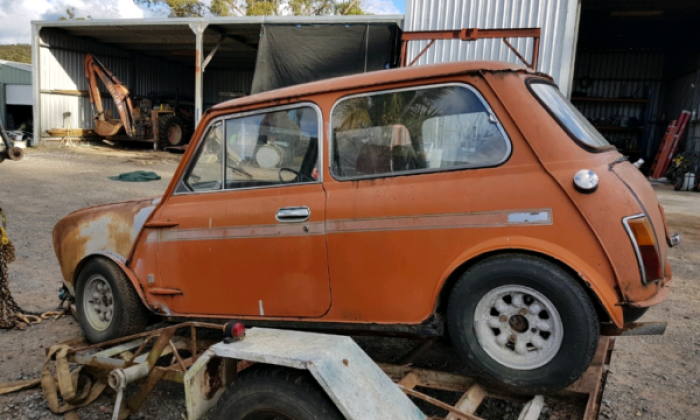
75, 258, 148, 343
159, 115, 186, 149
447, 254, 599, 393
214, 365, 344, 420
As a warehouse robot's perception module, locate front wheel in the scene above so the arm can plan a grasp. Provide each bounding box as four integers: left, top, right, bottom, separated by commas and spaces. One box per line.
75, 258, 148, 343
447, 254, 599, 393
214, 365, 344, 420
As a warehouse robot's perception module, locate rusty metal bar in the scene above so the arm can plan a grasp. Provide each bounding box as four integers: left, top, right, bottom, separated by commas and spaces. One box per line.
126, 335, 153, 367
502, 38, 532, 68
66, 322, 222, 356
400, 40, 408, 67
400, 27, 542, 71
190, 324, 198, 363
408, 40, 435, 67
532, 36, 540, 71
402, 28, 541, 41
398, 385, 481, 420
169, 340, 189, 372
126, 369, 166, 415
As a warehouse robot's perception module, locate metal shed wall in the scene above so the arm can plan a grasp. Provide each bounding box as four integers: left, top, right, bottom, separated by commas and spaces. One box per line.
404, 0, 580, 95
37, 28, 251, 138
0, 63, 32, 85
663, 51, 700, 172
571, 50, 665, 158
0, 61, 32, 127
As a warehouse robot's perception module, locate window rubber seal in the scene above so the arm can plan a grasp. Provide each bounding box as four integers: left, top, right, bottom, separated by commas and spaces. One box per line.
525, 77, 617, 154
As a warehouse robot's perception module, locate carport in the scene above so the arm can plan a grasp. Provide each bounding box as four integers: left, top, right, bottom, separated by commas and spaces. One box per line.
30, 16, 403, 145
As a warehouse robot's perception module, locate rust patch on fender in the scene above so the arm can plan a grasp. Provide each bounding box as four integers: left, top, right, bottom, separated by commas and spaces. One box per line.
53, 197, 159, 285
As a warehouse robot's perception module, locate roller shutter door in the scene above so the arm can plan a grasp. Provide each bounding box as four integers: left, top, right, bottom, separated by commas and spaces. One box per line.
6, 85, 33, 105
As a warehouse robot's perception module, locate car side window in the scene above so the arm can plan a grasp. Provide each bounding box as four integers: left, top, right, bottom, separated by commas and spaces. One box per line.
331, 85, 511, 179
182, 122, 224, 192
224, 106, 320, 189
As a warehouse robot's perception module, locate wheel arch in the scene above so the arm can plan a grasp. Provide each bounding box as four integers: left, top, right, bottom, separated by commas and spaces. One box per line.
73, 252, 152, 312
432, 237, 624, 328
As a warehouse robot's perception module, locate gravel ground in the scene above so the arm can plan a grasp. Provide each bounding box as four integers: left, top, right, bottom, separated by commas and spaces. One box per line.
0, 146, 697, 420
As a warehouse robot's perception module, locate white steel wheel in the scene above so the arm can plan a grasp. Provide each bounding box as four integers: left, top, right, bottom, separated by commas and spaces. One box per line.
83, 274, 114, 332
474, 285, 564, 370
76, 258, 149, 343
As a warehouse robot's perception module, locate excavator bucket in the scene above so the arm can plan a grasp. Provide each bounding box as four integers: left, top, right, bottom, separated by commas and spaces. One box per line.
95, 119, 124, 137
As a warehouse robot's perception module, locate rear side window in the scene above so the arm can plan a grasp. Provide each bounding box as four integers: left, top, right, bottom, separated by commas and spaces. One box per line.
331, 84, 511, 179
530, 82, 611, 149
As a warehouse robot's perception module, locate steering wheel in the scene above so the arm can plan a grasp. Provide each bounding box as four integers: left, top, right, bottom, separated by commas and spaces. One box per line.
279, 167, 315, 184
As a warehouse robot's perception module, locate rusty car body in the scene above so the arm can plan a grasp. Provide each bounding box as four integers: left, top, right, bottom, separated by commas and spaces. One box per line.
53, 61, 676, 392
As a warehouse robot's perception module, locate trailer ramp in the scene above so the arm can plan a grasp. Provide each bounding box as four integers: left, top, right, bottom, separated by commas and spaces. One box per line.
206, 328, 426, 420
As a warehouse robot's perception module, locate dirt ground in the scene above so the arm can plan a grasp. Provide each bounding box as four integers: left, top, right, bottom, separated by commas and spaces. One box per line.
0, 146, 698, 420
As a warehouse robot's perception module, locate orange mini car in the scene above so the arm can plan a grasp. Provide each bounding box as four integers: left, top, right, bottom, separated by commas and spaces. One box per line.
53, 61, 677, 392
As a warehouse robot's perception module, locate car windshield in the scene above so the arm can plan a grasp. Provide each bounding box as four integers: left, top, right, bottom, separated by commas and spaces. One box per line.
530, 82, 611, 149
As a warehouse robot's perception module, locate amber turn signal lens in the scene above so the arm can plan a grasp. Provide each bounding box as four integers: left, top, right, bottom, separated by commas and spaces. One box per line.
624, 216, 662, 283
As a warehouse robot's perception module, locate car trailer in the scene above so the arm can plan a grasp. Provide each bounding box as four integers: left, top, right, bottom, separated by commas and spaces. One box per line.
38, 321, 648, 420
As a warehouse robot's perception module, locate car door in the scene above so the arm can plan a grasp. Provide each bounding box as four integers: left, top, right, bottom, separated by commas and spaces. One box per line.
152, 104, 330, 318
323, 82, 524, 324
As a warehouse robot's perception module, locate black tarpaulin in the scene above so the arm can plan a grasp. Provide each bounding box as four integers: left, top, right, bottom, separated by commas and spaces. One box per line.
251, 24, 399, 94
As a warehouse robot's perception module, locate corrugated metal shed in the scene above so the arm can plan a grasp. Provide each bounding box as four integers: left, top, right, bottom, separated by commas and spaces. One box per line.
571, 50, 665, 157
0, 60, 32, 84
0, 59, 32, 127
31, 15, 403, 143
404, 0, 580, 95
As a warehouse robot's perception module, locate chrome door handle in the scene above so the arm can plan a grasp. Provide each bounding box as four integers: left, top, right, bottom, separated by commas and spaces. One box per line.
276, 206, 310, 223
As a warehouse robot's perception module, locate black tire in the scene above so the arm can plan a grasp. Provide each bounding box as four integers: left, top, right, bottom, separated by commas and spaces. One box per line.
159, 115, 187, 149
214, 365, 344, 420
447, 254, 599, 393
75, 257, 149, 343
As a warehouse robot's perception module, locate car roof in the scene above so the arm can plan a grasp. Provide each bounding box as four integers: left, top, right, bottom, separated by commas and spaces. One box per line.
212, 60, 549, 111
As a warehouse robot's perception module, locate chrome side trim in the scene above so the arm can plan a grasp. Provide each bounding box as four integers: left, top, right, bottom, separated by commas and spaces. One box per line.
327, 208, 552, 233
622, 213, 650, 285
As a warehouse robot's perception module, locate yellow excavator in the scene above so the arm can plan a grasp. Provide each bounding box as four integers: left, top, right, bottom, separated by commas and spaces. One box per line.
85, 53, 194, 149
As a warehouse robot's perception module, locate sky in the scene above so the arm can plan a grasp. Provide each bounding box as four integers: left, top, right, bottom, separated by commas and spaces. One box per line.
0, 0, 405, 45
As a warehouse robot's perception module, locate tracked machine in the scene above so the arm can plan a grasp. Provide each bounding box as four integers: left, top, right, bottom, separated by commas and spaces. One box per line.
85, 53, 194, 149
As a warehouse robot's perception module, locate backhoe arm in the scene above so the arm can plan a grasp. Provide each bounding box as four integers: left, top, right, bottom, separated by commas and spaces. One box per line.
84, 53, 136, 137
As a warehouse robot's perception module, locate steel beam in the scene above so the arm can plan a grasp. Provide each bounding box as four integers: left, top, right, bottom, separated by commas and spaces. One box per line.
189, 22, 208, 126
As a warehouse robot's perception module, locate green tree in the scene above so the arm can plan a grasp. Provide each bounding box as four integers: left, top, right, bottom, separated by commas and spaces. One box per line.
135, 0, 210, 17
135, 0, 365, 16
245, 0, 281, 16
59, 7, 92, 20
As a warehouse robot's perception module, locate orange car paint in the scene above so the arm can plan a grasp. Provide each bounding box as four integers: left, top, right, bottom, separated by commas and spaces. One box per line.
53, 61, 673, 331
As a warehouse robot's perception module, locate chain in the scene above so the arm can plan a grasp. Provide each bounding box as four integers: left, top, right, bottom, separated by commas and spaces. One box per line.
0, 208, 45, 330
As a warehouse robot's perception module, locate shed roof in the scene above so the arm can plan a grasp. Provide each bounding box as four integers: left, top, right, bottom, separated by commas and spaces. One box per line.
33, 16, 403, 71
0, 59, 32, 73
